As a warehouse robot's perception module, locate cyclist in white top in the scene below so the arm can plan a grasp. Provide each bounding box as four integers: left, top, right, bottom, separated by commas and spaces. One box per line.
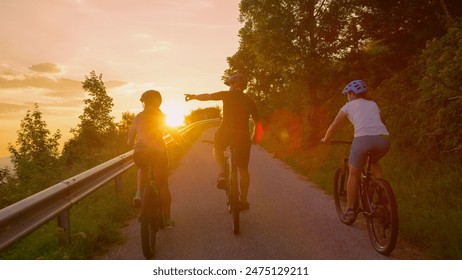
321, 80, 390, 222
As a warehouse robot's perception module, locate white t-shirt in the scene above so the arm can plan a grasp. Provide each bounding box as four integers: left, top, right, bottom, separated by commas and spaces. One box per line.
340, 98, 389, 137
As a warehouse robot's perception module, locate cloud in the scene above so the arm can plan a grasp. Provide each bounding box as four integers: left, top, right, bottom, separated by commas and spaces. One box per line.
28, 63, 62, 74
0, 63, 129, 117
0, 64, 127, 92
106, 80, 128, 89
0, 75, 77, 89
0, 103, 27, 118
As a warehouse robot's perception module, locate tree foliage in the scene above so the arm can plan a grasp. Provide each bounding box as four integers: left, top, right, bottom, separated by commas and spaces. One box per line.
117, 112, 135, 139
76, 70, 116, 137
62, 71, 119, 166
416, 19, 462, 155
228, 0, 462, 160
7, 104, 61, 194
184, 107, 221, 125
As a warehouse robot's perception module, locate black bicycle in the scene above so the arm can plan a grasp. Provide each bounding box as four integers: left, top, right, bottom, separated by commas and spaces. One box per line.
139, 163, 164, 259
225, 144, 241, 234
203, 140, 241, 234
332, 140, 398, 255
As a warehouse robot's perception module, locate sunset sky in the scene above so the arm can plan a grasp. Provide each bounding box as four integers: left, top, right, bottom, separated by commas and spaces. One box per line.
0, 0, 242, 158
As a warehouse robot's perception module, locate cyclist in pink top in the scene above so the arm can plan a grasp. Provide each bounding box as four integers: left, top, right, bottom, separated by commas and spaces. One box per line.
127, 90, 174, 227
322, 80, 390, 222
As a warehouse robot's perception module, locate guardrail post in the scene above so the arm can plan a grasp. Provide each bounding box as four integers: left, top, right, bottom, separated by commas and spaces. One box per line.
57, 210, 71, 245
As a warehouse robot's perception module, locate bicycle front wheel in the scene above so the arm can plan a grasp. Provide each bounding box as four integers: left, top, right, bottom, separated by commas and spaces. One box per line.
366, 178, 398, 255
140, 186, 159, 259
334, 167, 355, 225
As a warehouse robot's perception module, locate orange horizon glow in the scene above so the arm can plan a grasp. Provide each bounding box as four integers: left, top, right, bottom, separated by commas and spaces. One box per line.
0, 1, 240, 159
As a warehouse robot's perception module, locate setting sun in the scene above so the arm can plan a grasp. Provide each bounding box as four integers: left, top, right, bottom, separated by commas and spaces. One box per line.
162, 104, 187, 128
0, 1, 241, 158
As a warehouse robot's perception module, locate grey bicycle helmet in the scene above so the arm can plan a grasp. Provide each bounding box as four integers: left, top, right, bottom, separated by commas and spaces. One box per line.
342, 80, 367, 95
224, 73, 247, 86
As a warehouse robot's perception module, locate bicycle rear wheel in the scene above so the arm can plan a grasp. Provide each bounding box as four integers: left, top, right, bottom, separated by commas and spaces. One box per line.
366, 178, 398, 255
334, 167, 355, 225
140, 185, 160, 259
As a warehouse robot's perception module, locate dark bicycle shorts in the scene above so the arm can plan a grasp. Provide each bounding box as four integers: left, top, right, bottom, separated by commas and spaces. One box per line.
350, 135, 390, 169
214, 128, 251, 169
134, 149, 169, 187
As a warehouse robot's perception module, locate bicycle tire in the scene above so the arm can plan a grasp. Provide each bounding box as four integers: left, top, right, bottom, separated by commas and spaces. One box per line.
333, 167, 355, 225
366, 178, 398, 255
140, 185, 159, 259
225, 157, 232, 213
230, 164, 240, 234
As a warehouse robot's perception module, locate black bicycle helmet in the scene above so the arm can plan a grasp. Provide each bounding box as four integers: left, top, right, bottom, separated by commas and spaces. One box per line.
140, 90, 162, 106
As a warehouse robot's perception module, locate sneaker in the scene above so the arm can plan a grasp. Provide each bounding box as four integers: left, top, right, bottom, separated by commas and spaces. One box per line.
133, 192, 141, 208
216, 173, 226, 189
344, 208, 356, 223
239, 201, 250, 211
163, 218, 175, 229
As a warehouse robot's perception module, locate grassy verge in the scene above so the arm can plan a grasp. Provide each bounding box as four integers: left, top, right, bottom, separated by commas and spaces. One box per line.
0, 170, 137, 260
261, 138, 462, 259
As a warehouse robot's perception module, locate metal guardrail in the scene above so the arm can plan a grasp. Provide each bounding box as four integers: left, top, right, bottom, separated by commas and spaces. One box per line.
0, 118, 220, 252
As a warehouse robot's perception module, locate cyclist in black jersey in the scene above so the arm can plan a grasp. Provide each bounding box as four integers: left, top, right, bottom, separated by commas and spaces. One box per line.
185, 73, 263, 210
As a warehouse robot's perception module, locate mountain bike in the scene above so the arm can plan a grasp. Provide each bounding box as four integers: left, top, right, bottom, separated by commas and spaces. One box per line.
138, 162, 164, 259
331, 140, 398, 255
203, 140, 241, 234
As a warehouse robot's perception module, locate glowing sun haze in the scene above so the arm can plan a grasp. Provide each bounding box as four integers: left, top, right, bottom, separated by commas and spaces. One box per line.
0, 0, 241, 157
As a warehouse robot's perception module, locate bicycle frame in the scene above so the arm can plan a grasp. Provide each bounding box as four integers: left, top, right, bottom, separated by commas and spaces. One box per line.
359, 158, 373, 216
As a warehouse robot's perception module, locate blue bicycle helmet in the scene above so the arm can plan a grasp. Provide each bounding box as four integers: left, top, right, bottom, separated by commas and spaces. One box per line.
342, 80, 367, 95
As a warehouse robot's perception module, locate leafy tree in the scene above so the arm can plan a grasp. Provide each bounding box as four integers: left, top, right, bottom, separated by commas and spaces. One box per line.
230, 0, 354, 144
0, 167, 11, 185
415, 18, 462, 156
229, 0, 462, 149
76, 70, 116, 137
62, 71, 117, 166
184, 107, 221, 125
338, 0, 462, 86
7, 104, 61, 190
117, 112, 135, 139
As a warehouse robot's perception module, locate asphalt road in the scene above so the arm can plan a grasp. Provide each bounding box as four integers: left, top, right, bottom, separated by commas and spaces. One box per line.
97, 127, 391, 260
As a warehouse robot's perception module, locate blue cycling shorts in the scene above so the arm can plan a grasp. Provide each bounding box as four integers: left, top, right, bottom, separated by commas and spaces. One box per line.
349, 135, 390, 169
